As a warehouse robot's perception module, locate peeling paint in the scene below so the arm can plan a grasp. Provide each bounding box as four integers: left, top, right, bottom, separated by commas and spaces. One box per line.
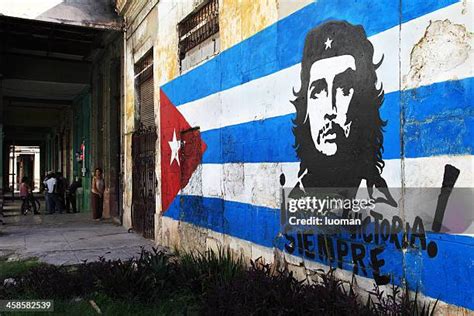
404, 19, 473, 90
178, 221, 208, 253
223, 163, 245, 198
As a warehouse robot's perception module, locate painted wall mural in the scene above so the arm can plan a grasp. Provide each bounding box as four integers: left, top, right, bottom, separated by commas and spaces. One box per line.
291, 21, 396, 203
282, 20, 466, 287
159, 0, 473, 311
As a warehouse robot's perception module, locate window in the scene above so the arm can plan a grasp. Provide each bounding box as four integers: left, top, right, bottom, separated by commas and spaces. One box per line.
134, 50, 154, 128
178, 0, 219, 73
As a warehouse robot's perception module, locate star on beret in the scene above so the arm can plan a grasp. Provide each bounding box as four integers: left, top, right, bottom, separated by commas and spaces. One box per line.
324, 37, 333, 50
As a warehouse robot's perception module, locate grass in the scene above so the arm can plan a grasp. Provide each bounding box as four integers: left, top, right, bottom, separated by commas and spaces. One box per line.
1, 285, 198, 316
1, 295, 197, 316
69, 294, 198, 316
0, 257, 42, 280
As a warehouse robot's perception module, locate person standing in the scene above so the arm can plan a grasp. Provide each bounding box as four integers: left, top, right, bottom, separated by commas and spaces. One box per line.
55, 172, 67, 213
42, 172, 50, 212
66, 177, 82, 213
20, 177, 39, 215
43, 172, 57, 214
91, 168, 105, 220
20, 177, 31, 214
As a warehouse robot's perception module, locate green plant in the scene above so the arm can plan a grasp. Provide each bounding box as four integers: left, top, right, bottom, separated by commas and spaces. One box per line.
204, 262, 370, 315
88, 247, 175, 303
4, 264, 95, 299
176, 246, 245, 294
367, 282, 438, 316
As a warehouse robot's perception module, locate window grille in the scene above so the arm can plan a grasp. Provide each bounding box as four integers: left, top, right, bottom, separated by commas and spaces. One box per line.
178, 0, 219, 59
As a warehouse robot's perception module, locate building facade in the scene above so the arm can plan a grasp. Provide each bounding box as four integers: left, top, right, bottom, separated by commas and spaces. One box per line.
117, 0, 473, 313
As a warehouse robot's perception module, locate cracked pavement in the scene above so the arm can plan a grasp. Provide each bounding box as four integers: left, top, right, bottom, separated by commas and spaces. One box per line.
0, 200, 156, 265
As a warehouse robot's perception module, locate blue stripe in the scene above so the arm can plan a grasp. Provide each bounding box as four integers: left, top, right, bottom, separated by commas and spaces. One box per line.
403, 78, 474, 157
162, 0, 458, 107
165, 195, 279, 248
164, 195, 474, 309
200, 78, 473, 163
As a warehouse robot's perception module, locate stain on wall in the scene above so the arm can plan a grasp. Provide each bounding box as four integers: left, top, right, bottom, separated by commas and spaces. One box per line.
220, 0, 278, 50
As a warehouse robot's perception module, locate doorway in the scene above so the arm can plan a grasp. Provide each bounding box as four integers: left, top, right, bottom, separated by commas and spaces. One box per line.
131, 50, 156, 239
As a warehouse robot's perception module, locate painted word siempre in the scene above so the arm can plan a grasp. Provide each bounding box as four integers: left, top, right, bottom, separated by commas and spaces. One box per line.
283, 210, 436, 285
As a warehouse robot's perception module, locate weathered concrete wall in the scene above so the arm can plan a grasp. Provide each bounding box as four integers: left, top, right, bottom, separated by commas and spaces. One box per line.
121, 0, 473, 313
120, 0, 162, 230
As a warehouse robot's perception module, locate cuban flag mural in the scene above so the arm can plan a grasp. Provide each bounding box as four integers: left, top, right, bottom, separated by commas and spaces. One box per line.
160, 0, 473, 310
160, 90, 207, 212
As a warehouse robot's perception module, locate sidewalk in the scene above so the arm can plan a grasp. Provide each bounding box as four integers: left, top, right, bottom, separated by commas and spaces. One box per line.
0, 200, 156, 265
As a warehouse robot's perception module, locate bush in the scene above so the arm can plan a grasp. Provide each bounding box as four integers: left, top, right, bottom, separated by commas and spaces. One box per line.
4, 264, 95, 299
0, 248, 438, 315
205, 260, 437, 316
204, 261, 370, 315
87, 248, 175, 303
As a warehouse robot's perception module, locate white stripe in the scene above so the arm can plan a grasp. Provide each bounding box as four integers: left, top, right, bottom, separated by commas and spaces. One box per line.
182, 155, 473, 209
178, 2, 472, 132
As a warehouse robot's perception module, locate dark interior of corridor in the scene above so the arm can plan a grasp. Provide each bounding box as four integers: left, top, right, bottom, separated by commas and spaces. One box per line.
0, 15, 123, 219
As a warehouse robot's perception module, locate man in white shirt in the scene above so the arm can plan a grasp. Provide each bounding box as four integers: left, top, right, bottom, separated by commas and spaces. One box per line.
43, 173, 57, 214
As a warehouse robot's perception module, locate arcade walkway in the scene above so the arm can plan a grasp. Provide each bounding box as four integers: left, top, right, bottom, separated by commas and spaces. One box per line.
0, 200, 155, 265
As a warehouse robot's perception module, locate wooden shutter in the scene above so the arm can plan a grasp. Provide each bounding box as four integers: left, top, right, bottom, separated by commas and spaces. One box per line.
135, 51, 154, 127
139, 76, 154, 127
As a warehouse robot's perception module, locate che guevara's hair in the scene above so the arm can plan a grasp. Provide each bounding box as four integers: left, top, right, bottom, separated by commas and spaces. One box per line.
292, 21, 386, 186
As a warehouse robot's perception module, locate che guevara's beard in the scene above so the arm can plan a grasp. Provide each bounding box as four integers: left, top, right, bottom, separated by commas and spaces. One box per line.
315, 120, 352, 153
303, 121, 362, 188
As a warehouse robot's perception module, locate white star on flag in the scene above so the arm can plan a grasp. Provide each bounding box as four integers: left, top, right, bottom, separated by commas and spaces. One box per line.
324, 37, 333, 50
169, 129, 181, 166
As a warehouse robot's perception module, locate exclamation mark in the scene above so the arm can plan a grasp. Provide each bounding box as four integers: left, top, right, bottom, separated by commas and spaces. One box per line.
432, 164, 460, 233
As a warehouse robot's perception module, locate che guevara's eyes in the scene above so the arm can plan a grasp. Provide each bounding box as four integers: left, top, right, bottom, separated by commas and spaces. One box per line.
333, 69, 355, 97
336, 85, 352, 97
309, 79, 327, 99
